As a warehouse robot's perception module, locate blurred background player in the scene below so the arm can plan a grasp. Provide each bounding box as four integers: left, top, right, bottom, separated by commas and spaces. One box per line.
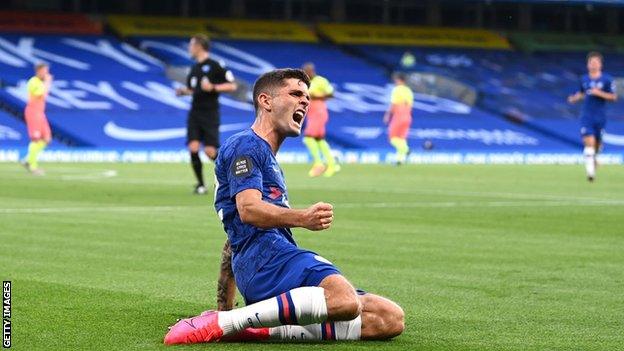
176, 34, 237, 194
384, 73, 413, 165
567, 52, 617, 182
301, 62, 340, 177
21, 63, 53, 176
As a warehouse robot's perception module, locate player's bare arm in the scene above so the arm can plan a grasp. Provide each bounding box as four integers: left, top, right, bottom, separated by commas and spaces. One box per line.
236, 188, 333, 231
175, 87, 192, 96
41, 73, 53, 94
199, 76, 237, 93
216, 239, 236, 311
567, 91, 584, 104
383, 108, 392, 124
588, 87, 617, 101
208, 82, 237, 93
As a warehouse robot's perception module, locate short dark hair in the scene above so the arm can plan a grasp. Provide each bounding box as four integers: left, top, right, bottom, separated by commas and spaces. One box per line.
191, 34, 210, 51
252, 68, 310, 112
587, 51, 603, 62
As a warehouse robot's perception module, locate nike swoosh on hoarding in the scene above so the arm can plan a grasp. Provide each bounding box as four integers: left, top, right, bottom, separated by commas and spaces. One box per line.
603, 132, 624, 146
103, 121, 249, 141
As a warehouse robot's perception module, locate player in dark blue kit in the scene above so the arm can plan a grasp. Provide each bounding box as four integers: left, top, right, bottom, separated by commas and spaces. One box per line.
164, 69, 404, 344
568, 52, 617, 182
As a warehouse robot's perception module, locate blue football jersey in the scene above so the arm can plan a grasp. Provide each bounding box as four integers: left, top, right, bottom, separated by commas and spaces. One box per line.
579, 73, 615, 121
214, 129, 299, 288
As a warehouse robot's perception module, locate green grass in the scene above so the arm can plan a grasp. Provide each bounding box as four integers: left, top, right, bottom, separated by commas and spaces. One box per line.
1, 162, 623, 350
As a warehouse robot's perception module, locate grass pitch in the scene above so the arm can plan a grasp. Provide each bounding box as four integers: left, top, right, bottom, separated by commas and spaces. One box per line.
1, 162, 623, 350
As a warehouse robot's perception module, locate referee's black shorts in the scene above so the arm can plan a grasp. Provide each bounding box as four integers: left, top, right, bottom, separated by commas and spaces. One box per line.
187, 110, 220, 148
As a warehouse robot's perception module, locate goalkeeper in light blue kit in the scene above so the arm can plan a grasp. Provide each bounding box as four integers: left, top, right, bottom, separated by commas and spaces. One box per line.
568, 51, 617, 182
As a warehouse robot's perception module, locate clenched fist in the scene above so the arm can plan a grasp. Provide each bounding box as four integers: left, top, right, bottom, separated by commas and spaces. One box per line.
301, 202, 333, 231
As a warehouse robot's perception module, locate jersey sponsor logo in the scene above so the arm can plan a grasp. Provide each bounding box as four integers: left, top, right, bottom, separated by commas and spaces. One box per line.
190, 76, 197, 88
585, 80, 604, 93
232, 156, 253, 177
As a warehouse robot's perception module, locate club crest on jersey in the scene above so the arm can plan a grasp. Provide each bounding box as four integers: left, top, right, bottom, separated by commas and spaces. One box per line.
202, 65, 210, 73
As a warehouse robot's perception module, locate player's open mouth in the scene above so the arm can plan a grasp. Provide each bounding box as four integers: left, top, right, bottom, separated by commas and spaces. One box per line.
293, 110, 305, 125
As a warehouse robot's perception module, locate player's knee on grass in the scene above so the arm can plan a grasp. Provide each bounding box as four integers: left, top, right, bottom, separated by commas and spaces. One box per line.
319, 275, 362, 321
360, 293, 405, 340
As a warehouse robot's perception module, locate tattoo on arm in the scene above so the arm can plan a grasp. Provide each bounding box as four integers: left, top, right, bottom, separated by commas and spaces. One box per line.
217, 239, 236, 311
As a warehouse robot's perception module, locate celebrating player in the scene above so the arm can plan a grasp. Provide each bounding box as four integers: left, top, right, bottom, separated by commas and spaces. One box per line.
567, 52, 617, 182
176, 34, 237, 194
164, 69, 404, 344
384, 73, 413, 165
301, 62, 340, 177
21, 63, 53, 176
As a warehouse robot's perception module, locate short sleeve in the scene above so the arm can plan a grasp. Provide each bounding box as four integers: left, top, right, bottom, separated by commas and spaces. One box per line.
578, 79, 584, 94
391, 86, 404, 104
404, 86, 413, 105
210, 61, 235, 84
321, 77, 334, 95
392, 86, 414, 105
309, 76, 332, 97
227, 146, 264, 199
27, 77, 45, 97
186, 69, 192, 89
605, 77, 615, 93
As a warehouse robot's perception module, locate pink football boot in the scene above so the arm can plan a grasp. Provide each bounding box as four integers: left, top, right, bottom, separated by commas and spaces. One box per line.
164, 311, 223, 345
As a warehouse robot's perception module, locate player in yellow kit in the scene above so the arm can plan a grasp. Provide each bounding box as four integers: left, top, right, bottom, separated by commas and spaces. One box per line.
383, 73, 413, 165
22, 63, 53, 175
301, 63, 340, 177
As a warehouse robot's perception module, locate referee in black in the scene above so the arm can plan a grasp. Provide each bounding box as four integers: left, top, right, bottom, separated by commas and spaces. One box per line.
176, 34, 237, 194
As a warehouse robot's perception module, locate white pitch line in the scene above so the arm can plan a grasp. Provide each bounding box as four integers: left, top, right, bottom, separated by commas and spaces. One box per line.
1, 198, 621, 215
60, 169, 118, 181
19, 175, 618, 204
295, 185, 620, 203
